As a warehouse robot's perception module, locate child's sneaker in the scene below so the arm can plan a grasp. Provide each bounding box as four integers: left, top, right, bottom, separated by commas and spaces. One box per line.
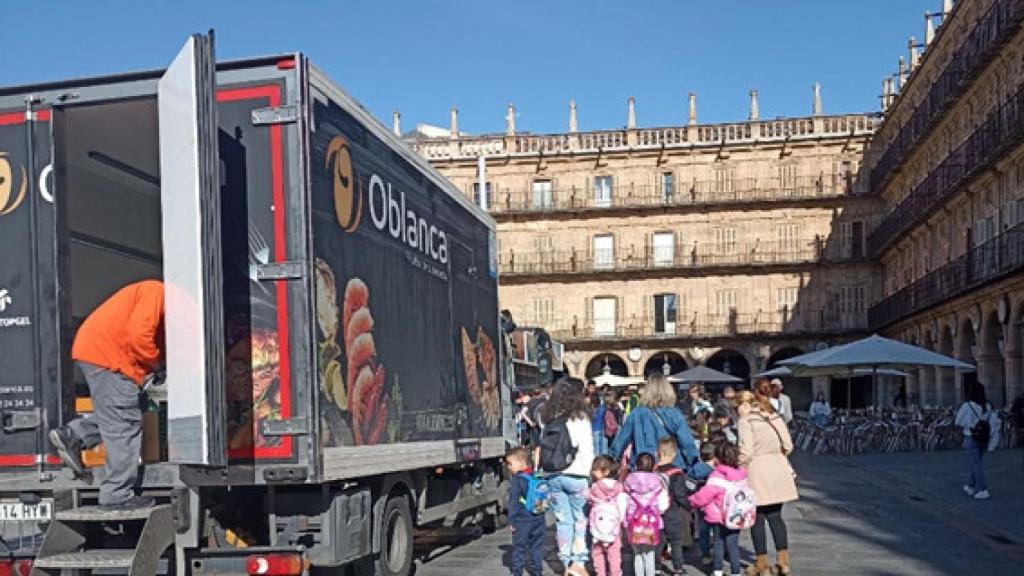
962, 484, 976, 497
973, 490, 991, 500
702, 556, 713, 566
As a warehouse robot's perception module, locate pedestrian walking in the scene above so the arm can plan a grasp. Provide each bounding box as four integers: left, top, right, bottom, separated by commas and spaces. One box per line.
768, 379, 793, 425
48, 280, 165, 511
624, 453, 670, 576
592, 392, 609, 457
655, 437, 692, 575
506, 446, 547, 576
610, 374, 699, 472
688, 443, 751, 576
588, 456, 628, 576
736, 382, 798, 576
539, 377, 594, 576
955, 381, 1001, 500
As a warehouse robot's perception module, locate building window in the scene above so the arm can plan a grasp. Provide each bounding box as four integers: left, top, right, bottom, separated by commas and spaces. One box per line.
472, 182, 492, 209
777, 223, 801, 253
714, 166, 734, 194
661, 172, 675, 202
531, 180, 553, 209
715, 227, 737, 254
715, 290, 737, 318
779, 163, 797, 192
593, 234, 614, 269
652, 232, 675, 267
839, 285, 865, 328
777, 286, 798, 323
594, 175, 613, 208
592, 297, 617, 336
653, 293, 678, 335
838, 160, 853, 193
532, 297, 555, 326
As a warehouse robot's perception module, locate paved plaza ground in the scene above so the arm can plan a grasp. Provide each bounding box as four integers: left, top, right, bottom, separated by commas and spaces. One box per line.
415, 448, 1024, 575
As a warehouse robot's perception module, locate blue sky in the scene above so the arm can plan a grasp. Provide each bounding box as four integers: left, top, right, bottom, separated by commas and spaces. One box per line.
2, 1, 935, 134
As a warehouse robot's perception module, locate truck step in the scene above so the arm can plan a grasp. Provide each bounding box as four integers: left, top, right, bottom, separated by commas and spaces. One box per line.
56, 504, 169, 522
33, 549, 134, 569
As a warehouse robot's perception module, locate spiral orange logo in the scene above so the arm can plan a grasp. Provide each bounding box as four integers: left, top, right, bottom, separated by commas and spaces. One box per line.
326, 136, 363, 233
0, 151, 27, 217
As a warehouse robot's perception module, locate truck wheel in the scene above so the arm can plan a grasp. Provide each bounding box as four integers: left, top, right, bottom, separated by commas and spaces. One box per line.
379, 495, 413, 576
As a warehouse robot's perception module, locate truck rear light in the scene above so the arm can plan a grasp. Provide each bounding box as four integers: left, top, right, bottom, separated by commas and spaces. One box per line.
246, 553, 303, 575
0, 559, 32, 576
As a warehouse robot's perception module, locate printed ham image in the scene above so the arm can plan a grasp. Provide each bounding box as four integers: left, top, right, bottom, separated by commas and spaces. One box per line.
343, 278, 388, 445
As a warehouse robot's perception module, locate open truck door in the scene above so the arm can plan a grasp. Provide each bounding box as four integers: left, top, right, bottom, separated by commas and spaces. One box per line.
159, 33, 228, 467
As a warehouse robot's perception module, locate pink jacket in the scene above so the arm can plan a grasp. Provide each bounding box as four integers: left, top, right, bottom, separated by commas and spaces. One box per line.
587, 479, 630, 519
687, 464, 747, 525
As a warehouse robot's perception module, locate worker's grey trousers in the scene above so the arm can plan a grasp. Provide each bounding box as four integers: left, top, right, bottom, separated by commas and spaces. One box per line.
67, 362, 143, 506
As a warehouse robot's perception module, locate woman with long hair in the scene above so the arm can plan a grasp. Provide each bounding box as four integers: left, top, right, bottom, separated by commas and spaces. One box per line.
955, 381, 1000, 500
610, 373, 699, 471
735, 380, 798, 576
539, 377, 595, 576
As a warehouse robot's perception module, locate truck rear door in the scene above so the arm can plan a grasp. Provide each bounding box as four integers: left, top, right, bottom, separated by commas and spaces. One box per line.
159, 33, 229, 467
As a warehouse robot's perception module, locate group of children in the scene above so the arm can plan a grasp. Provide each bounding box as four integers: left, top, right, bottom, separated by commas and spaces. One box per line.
506, 431, 754, 576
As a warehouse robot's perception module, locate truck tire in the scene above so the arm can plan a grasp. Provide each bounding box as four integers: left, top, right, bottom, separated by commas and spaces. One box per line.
357, 494, 412, 576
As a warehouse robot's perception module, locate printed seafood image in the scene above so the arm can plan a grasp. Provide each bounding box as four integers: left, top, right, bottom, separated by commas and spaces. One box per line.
315, 260, 346, 410
343, 278, 388, 445
462, 326, 500, 430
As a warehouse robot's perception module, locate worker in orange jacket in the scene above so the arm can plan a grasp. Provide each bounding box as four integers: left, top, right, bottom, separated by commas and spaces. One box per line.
49, 279, 165, 511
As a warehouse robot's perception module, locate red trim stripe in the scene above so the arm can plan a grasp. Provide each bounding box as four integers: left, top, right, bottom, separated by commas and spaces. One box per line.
217, 85, 293, 461
0, 455, 62, 466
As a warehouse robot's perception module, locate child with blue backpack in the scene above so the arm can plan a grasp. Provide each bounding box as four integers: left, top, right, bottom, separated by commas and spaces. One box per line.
506, 446, 548, 576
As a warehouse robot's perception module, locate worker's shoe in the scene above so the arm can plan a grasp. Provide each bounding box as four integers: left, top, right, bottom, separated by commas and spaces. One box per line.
99, 495, 155, 512
48, 427, 85, 477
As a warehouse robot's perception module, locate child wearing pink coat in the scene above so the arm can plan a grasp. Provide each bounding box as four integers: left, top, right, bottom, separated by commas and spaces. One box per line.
688, 443, 748, 576
587, 456, 629, 576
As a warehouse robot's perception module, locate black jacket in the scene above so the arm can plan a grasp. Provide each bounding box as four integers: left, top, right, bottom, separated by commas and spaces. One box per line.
656, 463, 692, 518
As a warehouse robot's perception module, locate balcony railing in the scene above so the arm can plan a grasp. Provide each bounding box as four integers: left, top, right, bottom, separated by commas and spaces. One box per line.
869, 221, 1024, 330
870, 0, 1024, 190
499, 238, 861, 278
412, 114, 878, 161
487, 175, 857, 214
544, 310, 868, 343
868, 81, 1024, 256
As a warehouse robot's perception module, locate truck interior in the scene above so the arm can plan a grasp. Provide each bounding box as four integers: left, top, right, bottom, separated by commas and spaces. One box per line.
53, 96, 169, 463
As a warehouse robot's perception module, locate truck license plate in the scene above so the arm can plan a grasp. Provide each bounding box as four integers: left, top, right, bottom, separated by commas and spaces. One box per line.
0, 500, 52, 521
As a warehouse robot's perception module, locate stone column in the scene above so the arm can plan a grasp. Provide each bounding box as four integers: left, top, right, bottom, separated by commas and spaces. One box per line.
1004, 346, 1022, 406
627, 96, 636, 129
905, 372, 919, 407
977, 353, 1006, 407
925, 13, 936, 46
812, 83, 822, 117
688, 92, 697, 125
569, 99, 578, 133
936, 366, 956, 407
749, 89, 760, 122
917, 366, 934, 407
392, 110, 401, 137
449, 107, 459, 138
505, 103, 516, 136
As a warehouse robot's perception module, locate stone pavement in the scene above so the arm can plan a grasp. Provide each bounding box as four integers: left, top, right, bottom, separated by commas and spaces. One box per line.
415, 448, 1024, 575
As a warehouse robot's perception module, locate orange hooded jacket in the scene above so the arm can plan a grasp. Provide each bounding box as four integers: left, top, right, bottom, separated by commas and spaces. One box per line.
72, 280, 165, 386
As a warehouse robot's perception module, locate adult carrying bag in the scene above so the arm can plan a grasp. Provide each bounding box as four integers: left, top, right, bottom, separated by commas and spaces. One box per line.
539, 417, 577, 473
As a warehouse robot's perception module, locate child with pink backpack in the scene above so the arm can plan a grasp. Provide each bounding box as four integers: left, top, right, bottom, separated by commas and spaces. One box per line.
688, 443, 756, 576
623, 453, 670, 576
587, 456, 629, 576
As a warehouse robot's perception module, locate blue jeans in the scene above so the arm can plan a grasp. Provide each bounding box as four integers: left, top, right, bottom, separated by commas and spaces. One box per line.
592, 431, 609, 457
546, 474, 589, 567
713, 525, 741, 574
965, 437, 988, 491
697, 515, 711, 557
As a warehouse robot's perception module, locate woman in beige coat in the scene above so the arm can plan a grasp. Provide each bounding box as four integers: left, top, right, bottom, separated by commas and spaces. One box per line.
736, 382, 798, 576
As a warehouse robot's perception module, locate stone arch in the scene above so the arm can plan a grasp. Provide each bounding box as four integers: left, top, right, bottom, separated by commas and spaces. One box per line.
642, 351, 688, 377
766, 346, 812, 410
706, 348, 751, 387
585, 353, 628, 379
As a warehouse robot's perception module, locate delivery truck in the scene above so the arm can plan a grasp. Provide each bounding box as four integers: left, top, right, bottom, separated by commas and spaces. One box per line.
0, 33, 513, 575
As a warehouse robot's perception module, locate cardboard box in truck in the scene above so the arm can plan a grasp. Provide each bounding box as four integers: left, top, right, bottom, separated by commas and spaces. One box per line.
0, 33, 514, 575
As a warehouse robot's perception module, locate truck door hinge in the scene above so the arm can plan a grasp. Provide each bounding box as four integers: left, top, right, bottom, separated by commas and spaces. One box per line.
260, 417, 309, 437
252, 104, 298, 126
256, 261, 304, 281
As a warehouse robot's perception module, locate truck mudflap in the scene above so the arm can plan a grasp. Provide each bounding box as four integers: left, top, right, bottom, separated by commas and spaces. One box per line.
189, 546, 308, 575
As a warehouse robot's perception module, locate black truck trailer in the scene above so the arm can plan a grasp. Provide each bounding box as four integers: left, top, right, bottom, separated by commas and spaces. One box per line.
0, 33, 513, 575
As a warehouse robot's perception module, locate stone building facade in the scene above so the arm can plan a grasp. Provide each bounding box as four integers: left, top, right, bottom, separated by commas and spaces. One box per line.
866, 0, 1024, 408
408, 94, 881, 409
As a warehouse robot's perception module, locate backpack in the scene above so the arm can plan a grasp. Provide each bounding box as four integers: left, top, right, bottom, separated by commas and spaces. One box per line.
625, 493, 663, 546
603, 406, 620, 438
969, 404, 992, 449
539, 417, 577, 473
588, 493, 623, 543
708, 477, 757, 530
517, 473, 551, 515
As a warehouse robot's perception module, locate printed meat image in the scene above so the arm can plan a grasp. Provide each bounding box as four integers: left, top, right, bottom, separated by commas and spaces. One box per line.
344, 279, 388, 445
461, 326, 500, 431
